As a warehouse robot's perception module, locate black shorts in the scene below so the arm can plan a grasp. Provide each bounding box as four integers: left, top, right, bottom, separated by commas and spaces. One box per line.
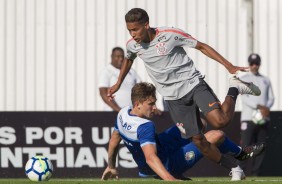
165, 79, 221, 138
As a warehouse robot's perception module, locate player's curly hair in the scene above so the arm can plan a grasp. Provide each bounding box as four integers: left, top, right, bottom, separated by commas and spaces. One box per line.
131, 82, 156, 105
125, 8, 149, 24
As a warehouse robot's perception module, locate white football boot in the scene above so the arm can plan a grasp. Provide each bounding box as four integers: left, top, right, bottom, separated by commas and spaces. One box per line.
229, 74, 261, 96
229, 166, 246, 181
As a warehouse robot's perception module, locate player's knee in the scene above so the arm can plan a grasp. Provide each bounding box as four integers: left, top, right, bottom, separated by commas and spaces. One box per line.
212, 130, 225, 144
192, 135, 210, 153
211, 116, 230, 129
214, 130, 225, 139
205, 130, 225, 143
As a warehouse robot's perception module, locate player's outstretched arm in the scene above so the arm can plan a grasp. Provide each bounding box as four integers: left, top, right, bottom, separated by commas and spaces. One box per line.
195, 41, 249, 74
101, 166, 119, 180
107, 58, 133, 101
101, 130, 121, 180
141, 144, 177, 181
99, 87, 121, 112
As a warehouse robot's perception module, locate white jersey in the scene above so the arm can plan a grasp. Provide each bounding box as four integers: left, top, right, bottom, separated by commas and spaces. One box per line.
98, 64, 141, 111
126, 27, 204, 100
116, 106, 156, 146
115, 106, 156, 175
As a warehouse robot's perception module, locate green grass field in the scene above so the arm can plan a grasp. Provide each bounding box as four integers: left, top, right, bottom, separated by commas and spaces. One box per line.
1, 178, 282, 184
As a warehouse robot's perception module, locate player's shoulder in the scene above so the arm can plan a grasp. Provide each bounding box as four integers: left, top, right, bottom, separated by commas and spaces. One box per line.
126, 37, 135, 45
98, 64, 114, 84
137, 121, 155, 135
126, 38, 137, 49
119, 106, 152, 124
259, 73, 271, 83
156, 26, 190, 36
102, 64, 119, 77
119, 106, 131, 116
157, 26, 181, 32
258, 73, 269, 79
134, 116, 153, 126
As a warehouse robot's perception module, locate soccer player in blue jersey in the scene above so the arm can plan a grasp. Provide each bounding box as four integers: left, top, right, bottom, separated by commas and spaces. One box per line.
107, 8, 262, 175
102, 82, 264, 181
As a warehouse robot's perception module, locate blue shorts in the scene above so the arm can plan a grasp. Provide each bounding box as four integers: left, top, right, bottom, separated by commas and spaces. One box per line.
157, 126, 203, 175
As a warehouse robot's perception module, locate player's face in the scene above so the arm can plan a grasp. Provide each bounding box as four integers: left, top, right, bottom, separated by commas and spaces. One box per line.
111, 50, 124, 69
249, 62, 260, 74
138, 96, 157, 118
126, 21, 150, 43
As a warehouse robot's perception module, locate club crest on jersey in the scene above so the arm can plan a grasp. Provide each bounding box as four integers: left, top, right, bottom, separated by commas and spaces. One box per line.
156, 42, 167, 55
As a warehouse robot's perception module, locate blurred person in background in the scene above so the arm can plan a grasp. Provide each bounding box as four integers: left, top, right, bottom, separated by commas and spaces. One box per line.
98, 47, 141, 112
238, 53, 275, 176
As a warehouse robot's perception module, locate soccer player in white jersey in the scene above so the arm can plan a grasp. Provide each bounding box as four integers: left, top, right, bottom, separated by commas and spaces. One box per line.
98, 47, 141, 112
107, 8, 261, 172
102, 82, 264, 181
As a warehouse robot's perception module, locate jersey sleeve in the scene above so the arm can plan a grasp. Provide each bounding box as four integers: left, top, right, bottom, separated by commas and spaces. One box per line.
137, 122, 156, 147
98, 67, 111, 88
114, 119, 119, 132
125, 39, 138, 61
170, 28, 198, 48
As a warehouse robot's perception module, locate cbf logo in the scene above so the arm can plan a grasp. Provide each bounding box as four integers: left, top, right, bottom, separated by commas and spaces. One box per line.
156, 42, 167, 55
185, 151, 195, 161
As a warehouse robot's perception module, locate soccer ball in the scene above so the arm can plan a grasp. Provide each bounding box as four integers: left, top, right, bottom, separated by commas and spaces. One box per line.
25, 156, 53, 181
252, 110, 266, 125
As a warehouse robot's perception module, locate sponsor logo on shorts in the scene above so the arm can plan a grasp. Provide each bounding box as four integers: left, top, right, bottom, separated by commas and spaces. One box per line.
185, 151, 195, 161
208, 101, 221, 107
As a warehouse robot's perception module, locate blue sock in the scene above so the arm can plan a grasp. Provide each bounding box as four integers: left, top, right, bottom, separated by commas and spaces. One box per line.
218, 137, 241, 156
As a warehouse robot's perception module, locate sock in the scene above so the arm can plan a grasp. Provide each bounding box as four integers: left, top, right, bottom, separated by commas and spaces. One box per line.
218, 137, 241, 157
227, 87, 239, 101
219, 155, 238, 170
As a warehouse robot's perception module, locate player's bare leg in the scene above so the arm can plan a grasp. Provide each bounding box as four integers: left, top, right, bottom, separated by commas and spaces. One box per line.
206, 96, 236, 129
192, 134, 238, 169
205, 75, 261, 129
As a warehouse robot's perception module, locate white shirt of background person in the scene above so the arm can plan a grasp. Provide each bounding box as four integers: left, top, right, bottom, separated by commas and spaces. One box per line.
98, 47, 141, 111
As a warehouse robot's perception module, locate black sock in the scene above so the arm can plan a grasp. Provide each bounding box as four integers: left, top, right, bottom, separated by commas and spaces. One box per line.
219, 155, 238, 170
227, 87, 239, 101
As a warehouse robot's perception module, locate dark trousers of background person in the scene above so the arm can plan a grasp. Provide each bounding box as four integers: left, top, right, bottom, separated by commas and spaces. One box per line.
239, 121, 270, 176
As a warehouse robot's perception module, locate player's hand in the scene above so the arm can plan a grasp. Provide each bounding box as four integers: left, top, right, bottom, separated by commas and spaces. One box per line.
101, 167, 119, 180
107, 83, 121, 101
258, 105, 270, 118
228, 65, 249, 74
